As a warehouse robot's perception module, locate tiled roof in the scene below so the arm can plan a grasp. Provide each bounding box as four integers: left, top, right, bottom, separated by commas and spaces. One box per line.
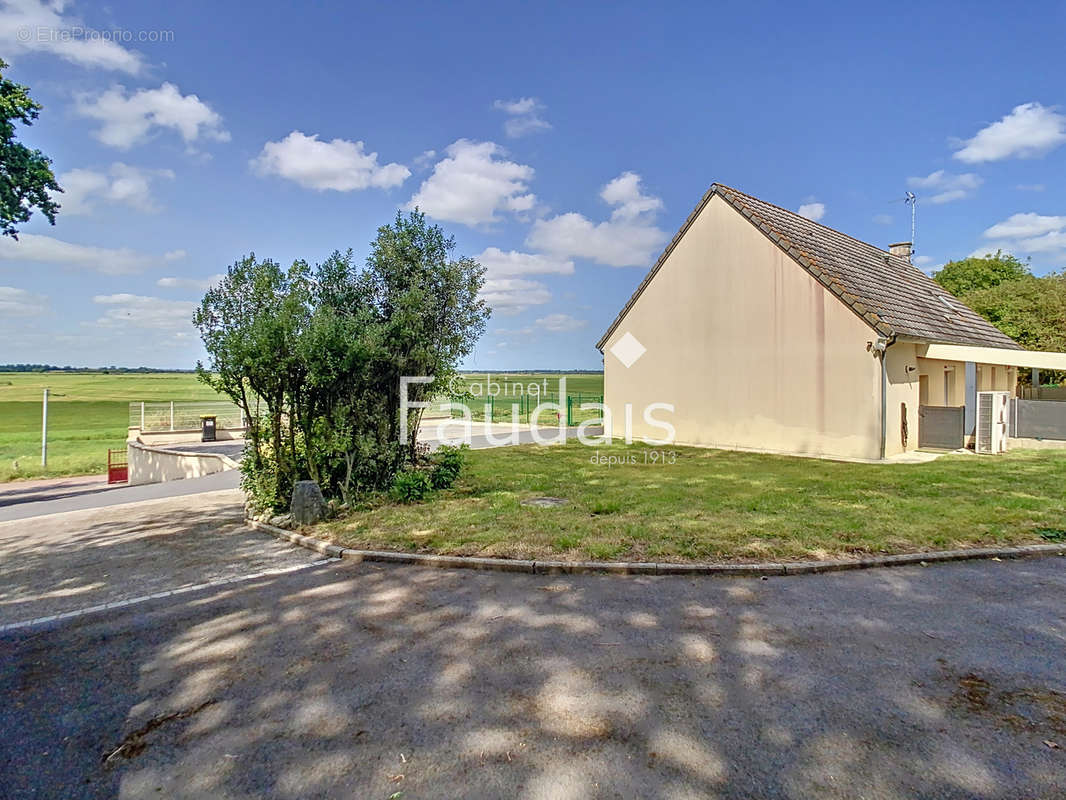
596, 183, 1022, 352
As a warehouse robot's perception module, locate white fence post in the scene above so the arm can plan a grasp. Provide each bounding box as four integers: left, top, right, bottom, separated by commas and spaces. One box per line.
140, 401, 145, 431
41, 388, 48, 467
170, 401, 175, 431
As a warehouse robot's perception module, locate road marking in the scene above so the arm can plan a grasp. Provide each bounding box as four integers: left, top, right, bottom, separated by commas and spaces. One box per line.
0, 557, 337, 634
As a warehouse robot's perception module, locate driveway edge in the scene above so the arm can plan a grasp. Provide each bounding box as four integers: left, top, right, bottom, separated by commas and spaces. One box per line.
247, 520, 1066, 576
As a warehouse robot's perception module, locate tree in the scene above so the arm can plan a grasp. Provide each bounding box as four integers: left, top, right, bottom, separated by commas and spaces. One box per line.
194, 255, 312, 505
194, 213, 489, 510
932, 251, 1030, 297
363, 211, 488, 456
934, 252, 1066, 383
961, 272, 1066, 353
0, 59, 60, 238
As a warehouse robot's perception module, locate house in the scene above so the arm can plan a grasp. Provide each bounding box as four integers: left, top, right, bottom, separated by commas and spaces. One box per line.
596, 183, 1066, 461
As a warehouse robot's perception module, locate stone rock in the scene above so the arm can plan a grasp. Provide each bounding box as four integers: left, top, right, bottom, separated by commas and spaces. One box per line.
290, 480, 327, 525
521, 496, 569, 508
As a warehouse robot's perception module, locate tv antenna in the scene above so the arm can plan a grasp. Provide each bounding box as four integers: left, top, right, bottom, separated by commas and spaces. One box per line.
904, 191, 917, 252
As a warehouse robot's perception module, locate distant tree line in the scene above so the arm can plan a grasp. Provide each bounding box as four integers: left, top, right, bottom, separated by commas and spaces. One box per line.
0, 365, 195, 373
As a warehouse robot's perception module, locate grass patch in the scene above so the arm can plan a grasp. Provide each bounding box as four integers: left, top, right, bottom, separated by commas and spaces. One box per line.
314, 442, 1066, 563
0, 372, 227, 481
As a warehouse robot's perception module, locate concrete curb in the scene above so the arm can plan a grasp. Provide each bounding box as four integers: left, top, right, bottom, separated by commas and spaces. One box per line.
246, 520, 1066, 577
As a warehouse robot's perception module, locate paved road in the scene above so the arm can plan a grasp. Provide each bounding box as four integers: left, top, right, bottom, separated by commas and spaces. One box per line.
422, 424, 597, 451
2, 555, 1063, 799
0, 470, 241, 523
162, 441, 245, 459
0, 490, 317, 626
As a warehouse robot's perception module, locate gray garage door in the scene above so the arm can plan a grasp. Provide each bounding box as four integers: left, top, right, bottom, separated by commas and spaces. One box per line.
918, 406, 965, 450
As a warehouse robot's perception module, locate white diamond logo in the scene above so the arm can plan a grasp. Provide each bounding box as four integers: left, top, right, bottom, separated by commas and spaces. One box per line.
610, 331, 647, 368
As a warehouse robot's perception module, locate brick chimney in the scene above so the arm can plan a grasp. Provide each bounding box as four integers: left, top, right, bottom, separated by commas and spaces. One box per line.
889, 242, 912, 261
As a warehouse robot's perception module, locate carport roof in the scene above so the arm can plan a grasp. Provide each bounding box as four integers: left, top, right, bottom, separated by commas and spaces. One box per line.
596, 183, 1022, 352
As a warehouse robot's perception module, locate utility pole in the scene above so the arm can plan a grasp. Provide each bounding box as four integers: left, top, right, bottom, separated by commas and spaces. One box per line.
41, 388, 48, 468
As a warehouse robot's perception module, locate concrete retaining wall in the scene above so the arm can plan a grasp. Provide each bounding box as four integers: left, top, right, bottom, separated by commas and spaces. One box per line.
128, 427, 246, 447
127, 441, 239, 486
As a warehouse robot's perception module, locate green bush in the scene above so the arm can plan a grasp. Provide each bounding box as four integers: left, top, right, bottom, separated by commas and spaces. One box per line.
193, 211, 490, 511
429, 444, 466, 489
392, 469, 433, 503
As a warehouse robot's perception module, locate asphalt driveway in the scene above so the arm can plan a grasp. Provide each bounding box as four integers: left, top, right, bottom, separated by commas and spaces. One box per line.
0, 489, 319, 627
2, 555, 1064, 799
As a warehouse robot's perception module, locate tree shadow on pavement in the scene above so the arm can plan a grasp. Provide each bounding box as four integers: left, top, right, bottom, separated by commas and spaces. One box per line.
0, 492, 310, 626
1, 557, 1065, 799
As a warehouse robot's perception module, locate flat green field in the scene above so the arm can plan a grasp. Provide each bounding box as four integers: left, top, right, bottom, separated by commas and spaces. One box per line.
0, 371, 604, 481
0, 372, 225, 482
318, 442, 1066, 563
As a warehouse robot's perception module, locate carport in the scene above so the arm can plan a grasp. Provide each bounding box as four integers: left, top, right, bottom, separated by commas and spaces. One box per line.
914, 343, 1066, 449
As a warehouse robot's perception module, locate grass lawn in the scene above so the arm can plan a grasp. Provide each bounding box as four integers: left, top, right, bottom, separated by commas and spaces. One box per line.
316, 442, 1066, 563
0, 372, 226, 482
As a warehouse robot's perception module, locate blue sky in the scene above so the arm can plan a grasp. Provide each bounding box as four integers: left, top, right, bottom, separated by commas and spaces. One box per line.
1, 0, 1065, 369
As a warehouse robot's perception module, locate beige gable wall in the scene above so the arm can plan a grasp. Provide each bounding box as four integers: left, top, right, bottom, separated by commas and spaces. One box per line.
602, 193, 889, 460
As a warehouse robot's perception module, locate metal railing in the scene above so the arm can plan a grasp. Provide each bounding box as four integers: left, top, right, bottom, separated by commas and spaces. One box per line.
129, 401, 245, 432
444, 393, 605, 425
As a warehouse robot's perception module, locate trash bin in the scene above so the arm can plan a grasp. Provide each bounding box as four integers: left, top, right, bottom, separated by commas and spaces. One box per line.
201, 415, 217, 442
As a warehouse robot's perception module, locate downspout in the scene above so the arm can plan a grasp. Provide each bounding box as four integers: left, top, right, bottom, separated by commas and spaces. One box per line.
871, 335, 896, 460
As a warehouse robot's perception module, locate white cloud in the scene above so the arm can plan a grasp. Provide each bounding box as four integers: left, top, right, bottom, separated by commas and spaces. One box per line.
526, 171, 668, 268
979, 212, 1066, 257
479, 277, 551, 315
55, 162, 174, 215
1017, 183, 1045, 192
906, 170, 982, 204
413, 149, 436, 169
0, 233, 169, 274
0, 0, 144, 73
75, 83, 230, 150
495, 312, 588, 337
0, 285, 47, 316
953, 102, 1066, 163
250, 131, 410, 191
476, 247, 573, 278
600, 171, 664, 219
157, 274, 223, 291
164, 249, 186, 261
797, 202, 825, 221
872, 213, 893, 225
983, 212, 1066, 239
92, 293, 197, 336
405, 139, 536, 226
1013, 231, 1066, 254
535, 313, 586, 332
493, 96, 551, 138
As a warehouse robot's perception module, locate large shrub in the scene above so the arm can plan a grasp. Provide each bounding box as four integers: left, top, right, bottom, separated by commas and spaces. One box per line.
194, 212, 489, 511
